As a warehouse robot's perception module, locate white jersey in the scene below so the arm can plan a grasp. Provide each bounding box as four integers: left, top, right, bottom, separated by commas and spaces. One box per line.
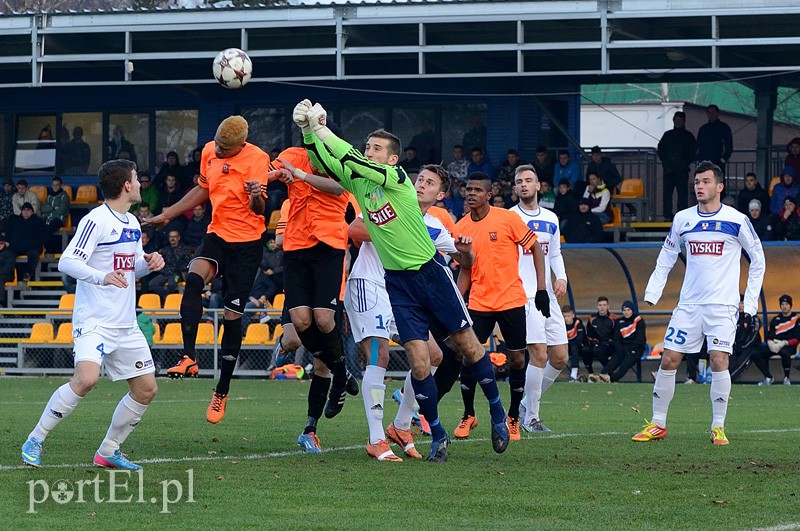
510, 203, 567, 297
59, 203, 149, 329
349, 211, 457, 284
644, 204, 765, 315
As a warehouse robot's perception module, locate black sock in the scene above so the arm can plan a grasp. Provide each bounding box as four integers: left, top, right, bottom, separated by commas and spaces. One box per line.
180, 272, 205, 361
460, 363, 477, 418
306, 374, 331, 429
434, 343, 462, 401
507, 366, 526, 420
215, 318, 243, 395
296, 324, 324, 356
320, 328, 346, 387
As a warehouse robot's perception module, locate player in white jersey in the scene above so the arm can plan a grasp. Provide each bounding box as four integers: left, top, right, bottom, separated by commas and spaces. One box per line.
345, 164, 473, 461
21, 160, 165, 470
633, 161, 765, 446
510, 165, 569, 433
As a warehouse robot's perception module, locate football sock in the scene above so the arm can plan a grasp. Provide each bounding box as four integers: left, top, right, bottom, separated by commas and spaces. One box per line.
523, 364, 544, 423
507, 366, 526, 420
98, 393, 148, 456
652, 368, 677, 427
471, 353, 506, 425
710, 370, 731, 429
296, 325, 324, 357
361, 365, 387, 444
393, 372, 417, 431
433, 343, 461, 400
570, 367, 578, 379
179, 272, 206, 361
305, 374, 331, 433
30, 383, 83, 441
410, 374, 447, 441
541, 361, 562, 394
215, 318, 243, 396
320, 327, 346, 388
459, 363, 477, 418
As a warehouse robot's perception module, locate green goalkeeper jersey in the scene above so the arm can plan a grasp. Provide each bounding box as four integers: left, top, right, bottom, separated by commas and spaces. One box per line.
303, 131, 436, 271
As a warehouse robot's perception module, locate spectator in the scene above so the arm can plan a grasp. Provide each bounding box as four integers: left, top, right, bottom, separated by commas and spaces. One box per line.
496, 149, 523, 188
442, 185, 462, 217
538, 180, 556, 210
399, 146, 420, 174
563, 198, 603, 243
583, 172, 612, 224
783, 137, 800, 179
737, 172, 771, 216
0, 203, 48, 283
132, 172, 160, 215
695, 104, 733, 176
491, 195, 506, 209
183, 203, 211, 249
553, 179, 578, 223
136, 307, 156, 347
155, 151, 184, 189
447, 145, 469, 181
62, 126, 91, 174
591, 301, 647, 383
753, 294, 799, 386
747, 199, 776, 242
586, 146, 622, 192
147, 229, 191, 303
775, 196, 800, 241
243, 238, 285, 328
462, 115, 487, 153
41, 176, 70, 233
108, 125, 137, 164
532, 145, 555, 185
581, 296, 618, 376
563, 305, 588, 382
467, 147, 493, 176
136, 202, 154, 225
185, 146, 203, 180
0, 181, 15, 225
159, 174, 186, 232
658, 111, 696, 220
770, 167, 800, 215
12, 179, 40, 216
140, 228, 159, 255
553, 150, 582, 192
409, 120, 438, 164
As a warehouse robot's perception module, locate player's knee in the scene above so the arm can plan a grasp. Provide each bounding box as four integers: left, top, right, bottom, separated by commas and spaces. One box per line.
313, 311, 336, 334
71, 374, 98, 395
290, 310, 312, 331
132, 380, 158, 404
508, 349, 526, 369
282, 329, 302, 352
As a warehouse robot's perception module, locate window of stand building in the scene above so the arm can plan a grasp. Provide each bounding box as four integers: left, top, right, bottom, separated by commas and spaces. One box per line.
242, 107, 289, 156
14, 115, 57, 175
339, 107, 387, 151
109, 113, 150, 174
155, 110, 198, 187
441, 103, 488, 157
392, 107, 439, 168
60, 112, 102, 176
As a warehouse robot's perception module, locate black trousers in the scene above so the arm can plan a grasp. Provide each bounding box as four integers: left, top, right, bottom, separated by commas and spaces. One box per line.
662, 170, 689, 219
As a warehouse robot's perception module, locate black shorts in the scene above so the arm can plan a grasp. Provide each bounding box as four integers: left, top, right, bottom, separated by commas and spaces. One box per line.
280, 306, 292, 326
192, 232, 265, 314
283, 242, 344, 313
469, 306, 527, 352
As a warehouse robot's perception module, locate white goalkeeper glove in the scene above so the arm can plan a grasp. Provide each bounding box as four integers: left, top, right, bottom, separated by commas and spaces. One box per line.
292, 99, 313, 134
767, 339, 788, 354
307, 103, 328, 133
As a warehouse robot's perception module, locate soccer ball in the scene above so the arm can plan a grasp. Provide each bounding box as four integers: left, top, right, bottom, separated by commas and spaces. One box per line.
212, 48, 252, 89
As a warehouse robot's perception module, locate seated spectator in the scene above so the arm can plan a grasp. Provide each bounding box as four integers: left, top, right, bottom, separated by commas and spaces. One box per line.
753, 294, 798, 386
784, 137, 800, 178
140, 228, 159, 254
532, 145, 555, 185
586, 146, 622, 192
770, 167, 800, 215
434, 199, 457, 222
147, 229, 191, 303
583, 172, 613, 224
448, 178, 465, 217
538, 180, 556, 210
747, 199, 776, 241
12, 179, 41, 216
242, 238, 284, 328
399, 146, 420, 174
581, 296, 618, 375
497, 149, 523, 188
135, 173, 160, 214
775, 196, 800, 241
0, 181, 14, 225
553, 150, 582, 192
41, 176, 70, 233
185, 146, 203, 181
159, 174, 186, 232
136, 202, 154, 225
447, 145, 469, 181
563, 198, 603, 243
563, 305, 587, 382
183, 203, 211, 249
155, 150, 185, 189
491, 195, 506, 209
467, 147, 493, 177
0, 203, 47, 284
553, 179, 578, 222
590, 301, 646, 383
737, 172, 771, 216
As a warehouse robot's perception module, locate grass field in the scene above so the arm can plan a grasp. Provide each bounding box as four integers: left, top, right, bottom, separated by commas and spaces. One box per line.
1, 376, 798, 529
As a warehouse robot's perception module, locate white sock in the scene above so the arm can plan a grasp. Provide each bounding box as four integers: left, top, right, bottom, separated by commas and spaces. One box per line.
710, 370, 731, 429
522, 365, 544, 423
394, 372, 417, 430
361, 365, 387, 444
652, 368, 677, 427
541, 361, 562, 394
98, 393, 149, 456
570, 367, 578, 379
30, 383, 83, 441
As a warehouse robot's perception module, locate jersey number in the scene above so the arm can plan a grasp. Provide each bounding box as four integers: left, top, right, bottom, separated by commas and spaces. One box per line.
375, 315, 387, 330
665, 327, 687, 345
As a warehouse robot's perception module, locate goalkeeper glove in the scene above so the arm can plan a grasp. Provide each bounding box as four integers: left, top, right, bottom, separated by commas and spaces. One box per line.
292, 99, 313, 134
307, 103, 328, 133
534, 290, 551, 318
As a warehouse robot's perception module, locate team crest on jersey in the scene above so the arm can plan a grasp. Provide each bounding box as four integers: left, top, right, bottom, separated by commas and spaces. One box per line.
222, 164, 230, 174
688, 241, 724, 255
489, 232, 497, 241
368, 203, 397, 226
113, 253, 136, 271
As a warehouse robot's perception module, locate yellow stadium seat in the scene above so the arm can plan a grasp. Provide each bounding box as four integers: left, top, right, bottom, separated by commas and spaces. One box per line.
138, 293, 161, 313
152, 322, 161, 343
59, 213, 72, 232
243, 323, 271, 345
196, 322, 216, 345
52, 322, 73, 344
163, 293, 182, 309
4, 268, 17, 287
603, 206, 622, 228
22, 322, 54, 343
612, 178, 644, 199
29, 185, 48, 205
769, 176, 781, 195
271, 293, 285, 310
62, 184, 73, 200
74, 184, 98, 204
50, 293, 75, 317
157, 322, 182, 344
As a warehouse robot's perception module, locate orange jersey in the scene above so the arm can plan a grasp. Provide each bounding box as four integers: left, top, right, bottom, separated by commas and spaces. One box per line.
275, 200, 289, 237
454, 206, 538, 312
427, 205, 456, 236
199, 141, 270, 243
271, 147, 350, 252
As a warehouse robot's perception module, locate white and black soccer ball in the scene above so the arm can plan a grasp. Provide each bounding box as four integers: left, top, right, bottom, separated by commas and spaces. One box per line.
212, 48, 252, 89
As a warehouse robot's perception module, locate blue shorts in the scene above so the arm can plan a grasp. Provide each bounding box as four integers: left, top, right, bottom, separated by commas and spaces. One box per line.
384, 258, 472, 343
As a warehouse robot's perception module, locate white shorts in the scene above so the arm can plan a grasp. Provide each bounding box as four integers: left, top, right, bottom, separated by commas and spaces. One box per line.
73, 325, 155, 382
344, 277, 397, 343
663, 304, 738, 354
524, 296, 568, 346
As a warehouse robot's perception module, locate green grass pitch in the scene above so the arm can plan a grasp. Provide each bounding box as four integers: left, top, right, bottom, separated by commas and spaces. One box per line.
1, 376, 798, 529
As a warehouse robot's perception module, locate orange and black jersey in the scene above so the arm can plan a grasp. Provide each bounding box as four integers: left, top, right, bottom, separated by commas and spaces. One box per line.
613, 314, 647, 350
767, 313, 800, 346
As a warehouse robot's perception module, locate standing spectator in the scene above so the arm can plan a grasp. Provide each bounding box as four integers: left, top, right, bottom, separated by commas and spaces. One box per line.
62, 126, 91, 174
737, 172, 771, 216
409, 120, 438, 165
695, 104, 733, 176
0, 203, 48, 282
496, 149, 523, 189
553, 179, 578, 223
563, 198, 603, 243
532, 145, 555, 185
783, 137, 800, 179
467, 147, 493, 177
754, 294, 799, 386
538, 180, 556, 210
553, 150, 582, 191
147, 230, 191, 303
582, 296, 617, 375
586, 146, 622, 192
775, 196, 800, 241
562, 305, 587, 382
447, 145, 469, 181
591, 300, 647, 383
583, 172, 613, 224
399, 146, 420, 174
770, 167, 800, 215
658, 111, 696, 220
462, 115, 487, 153
747, 200, 776, 242
41, 176, 71, 233
155, 151, 185, 189
183, 203, 211, 249
12, 179, 41, 216
108, 126, 137, 165
0, 181, 15, 225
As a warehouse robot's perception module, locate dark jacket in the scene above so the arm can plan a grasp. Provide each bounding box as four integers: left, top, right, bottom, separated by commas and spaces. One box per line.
158, 243, 192, 277
696, 120, 733, 164
737, 183, 772, 216
587, 312, 617, 346
41, 188, 70, 224
776, 210, 800, 241
563, 210, 604, 243
259, 247, 284, 276
784, 138, 800, 178
6, 214, 47, 252
182, 214, 211, 248
586, 157, 622, 191
553, 190, 578, 220
658, 127, 697, 174
613, 314, 647, 353
749, 213, 776, 242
